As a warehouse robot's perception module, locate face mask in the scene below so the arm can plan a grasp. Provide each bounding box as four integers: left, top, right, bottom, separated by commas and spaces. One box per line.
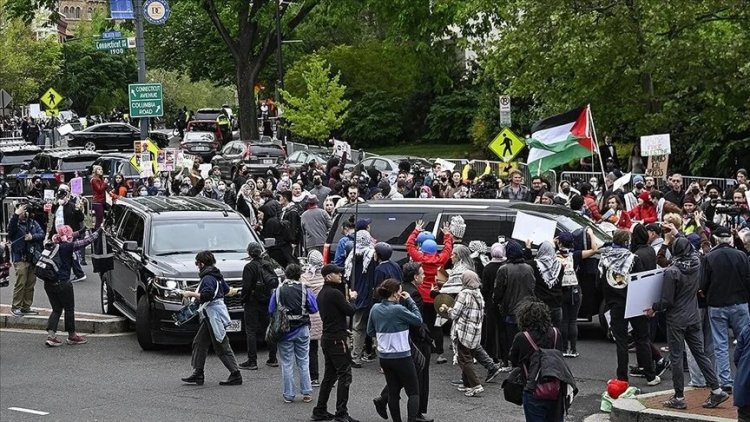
709, 194, 719, 199
153, 181, 161, 188
58, 199, 65, 206
314, 179, 321, 186
218, 185, 226, 192
562, 187, 570, 194
139, 190, 148, 196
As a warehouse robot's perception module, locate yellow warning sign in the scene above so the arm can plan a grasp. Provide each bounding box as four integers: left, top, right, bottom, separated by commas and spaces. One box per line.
41, 87, 63, 110
488, 128, 525, 163
497, 162, 519, 178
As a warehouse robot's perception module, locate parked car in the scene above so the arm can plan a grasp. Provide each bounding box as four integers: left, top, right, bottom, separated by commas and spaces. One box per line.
359, 155, 423, 182
211, 140, 286, 179
286, 150, 328, 172
0, 143, 43, 195
186, 120, 227, 145
180, 131, 220, 162
324, 198, 611, 333
15, 149, 101, 195
100, 196, 281, 350
193, 108, 227, 121
90, 153, 141, 184
68, 122, 169, 151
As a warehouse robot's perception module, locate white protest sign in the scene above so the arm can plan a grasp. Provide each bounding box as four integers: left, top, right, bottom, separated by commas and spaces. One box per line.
43, 189, 55, 201
511, 211, 557, 245
435, 158, 455, 172
746, 191, 750, 208
624, 269, 665, 319
140, 162, 154, 178
640, 134, 671, 157
613, 172, 631, 192
199, 163, 212, 179
332, 139, 351, 159
29, 104, 44, 119
57, 123, 74, 136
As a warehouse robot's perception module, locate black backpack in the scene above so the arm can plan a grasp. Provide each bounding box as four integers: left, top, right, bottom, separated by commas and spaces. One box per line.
254, 261, 280, 302
35, 244, 63, 283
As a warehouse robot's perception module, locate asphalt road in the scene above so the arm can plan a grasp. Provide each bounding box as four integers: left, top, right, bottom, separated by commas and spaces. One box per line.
0, 265, 678, 422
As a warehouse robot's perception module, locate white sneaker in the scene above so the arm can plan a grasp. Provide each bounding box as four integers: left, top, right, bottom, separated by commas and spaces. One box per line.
465, 385, 484, 397
71, 275, 86, 283
647, 375, 662, 386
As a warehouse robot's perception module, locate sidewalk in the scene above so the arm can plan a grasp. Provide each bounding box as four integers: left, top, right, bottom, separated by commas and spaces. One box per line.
612, 387, 737, 422
0, 304, 130, 334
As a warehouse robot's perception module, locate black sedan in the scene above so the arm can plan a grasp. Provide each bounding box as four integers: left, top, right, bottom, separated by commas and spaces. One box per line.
68, 123, 169, 151
211, 140, 286, 179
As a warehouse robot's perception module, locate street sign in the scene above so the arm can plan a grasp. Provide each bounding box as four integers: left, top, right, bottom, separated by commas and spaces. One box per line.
41, 87, 62, 110
0, 89, 12, 117
128, 83, 163, 118
499, 95, 511, 127
143, 0, 171, 25
45, 109, 60, 117
102, 30, 122, 39
127, 37, 136, 48
488, 127, 525, 163
95, 38, 128, 54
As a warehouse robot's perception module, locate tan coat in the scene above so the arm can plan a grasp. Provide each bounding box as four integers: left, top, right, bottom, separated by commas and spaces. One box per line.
300, 272, 324, 340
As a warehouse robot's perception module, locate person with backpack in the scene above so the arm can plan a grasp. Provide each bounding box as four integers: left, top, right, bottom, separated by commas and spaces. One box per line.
39, 225, 101, 346
178, 251, 242, 386
510, 299, 578, 422
268, 263, 319, 403
239, 242, 279, 370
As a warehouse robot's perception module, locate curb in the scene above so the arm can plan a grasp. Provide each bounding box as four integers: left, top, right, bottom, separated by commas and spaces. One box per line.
0, 311, 131, 334
612, 390, 735, 422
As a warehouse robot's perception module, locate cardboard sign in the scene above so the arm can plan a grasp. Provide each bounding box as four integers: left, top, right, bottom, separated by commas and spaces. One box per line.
333, 139, 351, 159
70, 177, 83, 195
640, 134, 671, 157
645, 155, 669, 180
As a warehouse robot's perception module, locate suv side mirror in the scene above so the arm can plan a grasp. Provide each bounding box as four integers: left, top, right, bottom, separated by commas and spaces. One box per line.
123, 241, 139, 252
263, 238, 276, 248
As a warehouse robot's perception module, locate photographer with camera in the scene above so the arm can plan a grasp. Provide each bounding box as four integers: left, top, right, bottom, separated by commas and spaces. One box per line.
48, 185, 87, 282
8, 203, 45, 316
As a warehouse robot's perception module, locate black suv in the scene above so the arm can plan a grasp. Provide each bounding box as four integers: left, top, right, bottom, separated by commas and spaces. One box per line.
14, 149, 101, 195
100, 196, 274, 350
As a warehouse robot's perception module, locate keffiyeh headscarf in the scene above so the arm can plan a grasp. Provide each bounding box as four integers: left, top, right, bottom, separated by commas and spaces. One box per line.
344, 230, 375, 279
535, 241, 562, 289
441, 244, 474, 295
305, 250, 324, 277
469, 240, 490, 266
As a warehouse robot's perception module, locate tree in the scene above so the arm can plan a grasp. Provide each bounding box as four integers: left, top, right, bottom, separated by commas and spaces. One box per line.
0, 19, 61, 104
280, 55, 349, 142
147, 69, 235, 125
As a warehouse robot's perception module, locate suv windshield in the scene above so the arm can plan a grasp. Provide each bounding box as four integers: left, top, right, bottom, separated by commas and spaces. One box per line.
60, 156, 98, 170
150, 219, 253, 255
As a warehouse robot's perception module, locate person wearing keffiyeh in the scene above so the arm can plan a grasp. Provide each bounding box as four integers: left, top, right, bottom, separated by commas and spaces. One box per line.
301, 250, 325, 385
529, 241, 563, 328
344, 229, 377, 366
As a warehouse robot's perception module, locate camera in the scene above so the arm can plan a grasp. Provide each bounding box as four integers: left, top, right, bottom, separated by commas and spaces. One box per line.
19, 196, 46, 214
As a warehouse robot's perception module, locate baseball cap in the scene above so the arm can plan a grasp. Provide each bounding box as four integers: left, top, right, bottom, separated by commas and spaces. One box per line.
556, 232, 574, 247
633, 175, 644, 186
712, 226, 732, 238
355, 218, 372, 231
321, 264, 344, 277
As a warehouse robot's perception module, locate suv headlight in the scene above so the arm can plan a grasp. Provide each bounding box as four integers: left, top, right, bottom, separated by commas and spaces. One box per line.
152, 277, 185, 302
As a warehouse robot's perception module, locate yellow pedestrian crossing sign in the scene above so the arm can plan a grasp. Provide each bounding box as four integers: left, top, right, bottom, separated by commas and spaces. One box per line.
488, 128, 525, 163
41, 87, 63, 110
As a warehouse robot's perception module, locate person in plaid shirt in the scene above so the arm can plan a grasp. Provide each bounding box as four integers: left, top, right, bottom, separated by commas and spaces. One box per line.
440, 270, 485, 397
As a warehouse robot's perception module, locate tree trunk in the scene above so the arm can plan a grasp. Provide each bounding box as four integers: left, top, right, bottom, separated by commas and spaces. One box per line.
236, 61, 258, 141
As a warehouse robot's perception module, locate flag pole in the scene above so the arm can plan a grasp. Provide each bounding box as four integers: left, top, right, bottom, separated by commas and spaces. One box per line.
588, 105, 607, 182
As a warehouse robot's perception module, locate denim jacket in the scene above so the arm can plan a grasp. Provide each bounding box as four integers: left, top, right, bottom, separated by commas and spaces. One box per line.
7, 215, 45, 263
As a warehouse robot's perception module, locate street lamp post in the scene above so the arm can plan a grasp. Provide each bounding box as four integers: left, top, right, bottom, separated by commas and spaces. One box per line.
134, 0, 148, 139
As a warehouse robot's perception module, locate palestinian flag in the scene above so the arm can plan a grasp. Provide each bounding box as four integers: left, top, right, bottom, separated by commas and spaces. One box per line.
526, 105, 596, 175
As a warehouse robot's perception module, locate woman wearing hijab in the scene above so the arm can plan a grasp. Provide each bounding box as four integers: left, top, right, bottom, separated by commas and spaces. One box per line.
345, 229, 378, 366
528, 241, 564, 328
439, 270, 486, 397
301, 250, 325, 386
481, 242, 510, 369
468, 240, 490, 278
236, 181, 258, 225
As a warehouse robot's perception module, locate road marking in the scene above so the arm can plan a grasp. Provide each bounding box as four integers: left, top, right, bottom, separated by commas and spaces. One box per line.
1, 328, 134, 337
8, 407, 49, 415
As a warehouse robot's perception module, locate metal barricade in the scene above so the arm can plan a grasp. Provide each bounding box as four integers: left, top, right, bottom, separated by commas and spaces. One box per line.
682, 176, 732, 193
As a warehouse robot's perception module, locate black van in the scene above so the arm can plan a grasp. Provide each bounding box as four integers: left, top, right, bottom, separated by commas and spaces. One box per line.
323, 198, 611, 332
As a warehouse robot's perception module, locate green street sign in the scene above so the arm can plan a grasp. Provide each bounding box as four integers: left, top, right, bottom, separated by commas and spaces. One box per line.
95, 38, 128, 54
128, 83, 163, 118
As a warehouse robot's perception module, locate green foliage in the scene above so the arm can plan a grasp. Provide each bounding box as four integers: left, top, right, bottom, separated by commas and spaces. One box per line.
477, 0, 750, 175
0, 19, 61, 104
423, 88, 477, 145
342, 91, 403, 147
280, 55, 350, 142
147, 68, 235, 124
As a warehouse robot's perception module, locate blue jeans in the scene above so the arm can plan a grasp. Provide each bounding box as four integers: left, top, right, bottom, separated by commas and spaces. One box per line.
522, 391, 563, 422
278, 325, 312, 400
709, 304, 750, 387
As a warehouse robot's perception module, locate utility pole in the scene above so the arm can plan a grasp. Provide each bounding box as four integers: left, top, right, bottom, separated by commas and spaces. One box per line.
275, 0, 285, 142
134, 0, 148, 139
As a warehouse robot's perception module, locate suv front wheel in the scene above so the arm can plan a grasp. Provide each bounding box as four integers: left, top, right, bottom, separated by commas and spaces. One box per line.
100, 271, 120, 316
136, 295, 158, 350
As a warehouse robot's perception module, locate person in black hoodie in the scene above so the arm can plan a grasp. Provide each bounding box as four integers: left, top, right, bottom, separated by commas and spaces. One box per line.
482, 242, 508, 368
599, 230, 661, 386
239, 242, 278, 370
629, 224, 668, 378
645, 238, 730, 409
527, 241, 564, 328
260, 202, 297, 268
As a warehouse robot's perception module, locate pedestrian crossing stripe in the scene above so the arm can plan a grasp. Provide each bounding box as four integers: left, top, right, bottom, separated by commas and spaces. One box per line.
488, 128, 525, 163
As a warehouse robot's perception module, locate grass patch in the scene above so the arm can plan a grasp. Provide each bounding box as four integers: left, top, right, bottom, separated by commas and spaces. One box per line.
367, 143, 474, 159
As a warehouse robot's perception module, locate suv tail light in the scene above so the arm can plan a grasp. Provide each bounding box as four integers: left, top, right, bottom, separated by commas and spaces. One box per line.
322, 243, 331, 264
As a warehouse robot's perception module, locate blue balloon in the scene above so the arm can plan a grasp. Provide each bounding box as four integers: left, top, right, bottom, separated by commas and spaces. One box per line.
421, 239, 438, 254
416, 232, 435, 246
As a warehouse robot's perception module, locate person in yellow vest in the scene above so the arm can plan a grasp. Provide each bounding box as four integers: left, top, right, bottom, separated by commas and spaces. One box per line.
217, 114, 231, 144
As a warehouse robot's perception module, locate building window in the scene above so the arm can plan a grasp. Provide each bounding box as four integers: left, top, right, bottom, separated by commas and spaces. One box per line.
63, 6, 69, 16
75, 7, 81, 18
88, 7, 92, 15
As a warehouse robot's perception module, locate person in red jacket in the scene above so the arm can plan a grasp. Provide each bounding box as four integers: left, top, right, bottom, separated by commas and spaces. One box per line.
90, 165, 108, 229
580, 183, 602, 222
603, 195, 632, 229
629, 191, 657, 224
406, 220, 453, 363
